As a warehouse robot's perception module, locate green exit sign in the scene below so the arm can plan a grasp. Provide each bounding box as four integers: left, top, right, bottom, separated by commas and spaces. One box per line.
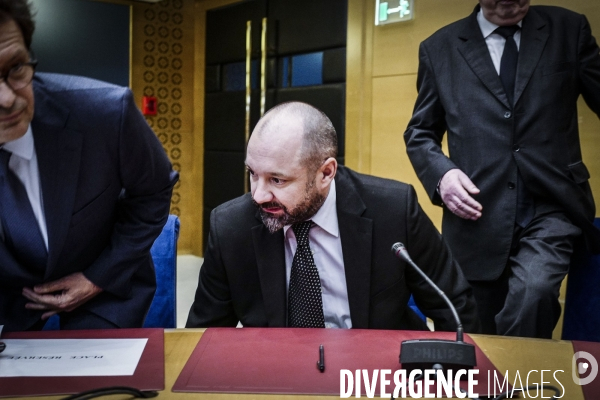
375, 0, 414, 25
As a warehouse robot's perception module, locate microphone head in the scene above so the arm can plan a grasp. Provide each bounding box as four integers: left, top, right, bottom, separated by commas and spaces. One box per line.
391, 242, 405, 254
391, 242, 412, 263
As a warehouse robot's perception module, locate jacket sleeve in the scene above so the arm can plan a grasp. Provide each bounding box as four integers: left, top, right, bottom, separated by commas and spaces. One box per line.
186, 208, 239, 327
578, 14, 600, 119
82, 89, 178, 296
402, 185, 481, 333
404, 42, 458, 205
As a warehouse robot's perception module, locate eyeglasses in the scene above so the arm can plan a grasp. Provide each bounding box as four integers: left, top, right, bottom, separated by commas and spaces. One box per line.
0, 61, 37, 91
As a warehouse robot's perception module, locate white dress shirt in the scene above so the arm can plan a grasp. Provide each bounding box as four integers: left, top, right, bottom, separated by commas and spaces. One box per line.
477, 10, 523, 74
283, 179, 352, 328
2, 126, 48, 249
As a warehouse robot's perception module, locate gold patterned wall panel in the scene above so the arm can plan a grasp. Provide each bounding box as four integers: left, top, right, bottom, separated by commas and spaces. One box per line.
131, 0, 196, 253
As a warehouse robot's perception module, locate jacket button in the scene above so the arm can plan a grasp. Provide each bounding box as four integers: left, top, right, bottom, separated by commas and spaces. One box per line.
504, 111, 512, 118
512, 144, 520, 152
508, 182, 515, 189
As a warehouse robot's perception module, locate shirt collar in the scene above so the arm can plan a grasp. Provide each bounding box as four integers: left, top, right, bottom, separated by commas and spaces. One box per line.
283, 179, 339, 238
2, 125, 34, 161
477, 9, 523, 39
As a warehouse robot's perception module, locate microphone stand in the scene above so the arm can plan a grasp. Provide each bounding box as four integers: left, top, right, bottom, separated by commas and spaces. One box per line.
392, 243, 476, 374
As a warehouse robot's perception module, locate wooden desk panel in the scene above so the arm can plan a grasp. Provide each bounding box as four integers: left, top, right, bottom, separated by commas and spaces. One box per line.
8, 329, 585, 399
473, 335, 583, 399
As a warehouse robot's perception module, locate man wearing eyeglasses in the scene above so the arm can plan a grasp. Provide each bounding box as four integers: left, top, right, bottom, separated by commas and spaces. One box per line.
0, 0, 178, 331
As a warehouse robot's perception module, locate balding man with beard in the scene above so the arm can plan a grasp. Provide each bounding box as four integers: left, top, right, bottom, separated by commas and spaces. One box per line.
187, 102, 479, 333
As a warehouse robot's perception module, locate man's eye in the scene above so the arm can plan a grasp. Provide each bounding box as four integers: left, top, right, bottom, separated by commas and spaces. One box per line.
272, 177, 284, 184
8, 63, 28, 79
9, 64, 25, 75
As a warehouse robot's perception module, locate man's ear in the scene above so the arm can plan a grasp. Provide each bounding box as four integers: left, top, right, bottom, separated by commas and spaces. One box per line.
318, 157, 337, 188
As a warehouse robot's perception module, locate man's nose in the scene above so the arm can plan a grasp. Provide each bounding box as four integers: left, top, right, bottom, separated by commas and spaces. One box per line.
252, 180, 274, 204
0, 81, 17, 109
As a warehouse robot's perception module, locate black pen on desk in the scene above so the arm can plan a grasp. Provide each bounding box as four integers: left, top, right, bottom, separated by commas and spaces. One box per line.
317, 344, 325, 372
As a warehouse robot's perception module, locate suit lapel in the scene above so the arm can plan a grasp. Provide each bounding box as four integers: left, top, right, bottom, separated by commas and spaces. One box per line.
32, 81, 83, 277
336, 169, 373, 329
457, 9, 511, 108
514, 8, 548, 106
252, 217, 287, 326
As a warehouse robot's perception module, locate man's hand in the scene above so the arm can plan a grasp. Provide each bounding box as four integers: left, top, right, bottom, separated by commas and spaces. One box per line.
22, 273, 103, 320
439, 169, 482, 220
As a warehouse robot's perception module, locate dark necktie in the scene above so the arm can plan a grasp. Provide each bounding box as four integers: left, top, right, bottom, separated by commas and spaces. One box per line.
0, 149, 47, 271
287, 221, 325, 328
495, 25, 520, 106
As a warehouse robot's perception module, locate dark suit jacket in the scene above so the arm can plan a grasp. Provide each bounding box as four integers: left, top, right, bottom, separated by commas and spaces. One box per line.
187, 166, 479, 332
404, 5, 600, 281
0, 73, 178, 331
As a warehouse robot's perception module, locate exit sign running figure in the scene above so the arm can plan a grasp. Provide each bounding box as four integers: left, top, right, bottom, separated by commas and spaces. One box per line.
376, 0, 414, 25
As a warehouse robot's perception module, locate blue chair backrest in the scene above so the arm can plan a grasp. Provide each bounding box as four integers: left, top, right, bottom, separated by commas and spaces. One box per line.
144, 214, 180, 328
562, 218, 600, 342
408, 295, 426, 322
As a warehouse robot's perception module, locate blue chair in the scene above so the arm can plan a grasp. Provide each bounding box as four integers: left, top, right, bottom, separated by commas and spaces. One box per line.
408, 295, 426, 322
562, 218, 600, 342
144, 214, 180, 328
43, 215, 180, 330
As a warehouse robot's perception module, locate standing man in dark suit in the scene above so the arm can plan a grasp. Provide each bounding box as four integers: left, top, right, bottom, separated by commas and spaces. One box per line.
404, 0, 600, 338
0, 0, 178, 331
187, 101, 479, 332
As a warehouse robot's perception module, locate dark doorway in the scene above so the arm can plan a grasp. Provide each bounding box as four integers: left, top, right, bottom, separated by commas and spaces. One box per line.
203, 0, 348, 248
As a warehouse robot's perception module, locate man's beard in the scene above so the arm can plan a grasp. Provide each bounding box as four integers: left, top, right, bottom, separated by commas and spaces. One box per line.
255, 181, 326, 233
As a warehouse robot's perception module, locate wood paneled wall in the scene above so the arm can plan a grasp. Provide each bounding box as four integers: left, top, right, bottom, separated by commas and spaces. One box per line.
346, 0, 600, 231
130, 0, 196, 253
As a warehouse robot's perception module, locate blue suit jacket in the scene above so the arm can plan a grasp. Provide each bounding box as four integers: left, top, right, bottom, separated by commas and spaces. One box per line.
0, 73, 178, 331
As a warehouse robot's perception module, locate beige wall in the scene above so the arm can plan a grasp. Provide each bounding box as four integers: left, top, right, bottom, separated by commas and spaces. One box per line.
346, 0, 600, 231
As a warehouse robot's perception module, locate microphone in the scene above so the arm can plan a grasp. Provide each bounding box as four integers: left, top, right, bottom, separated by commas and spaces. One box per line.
391, 242, 476, 373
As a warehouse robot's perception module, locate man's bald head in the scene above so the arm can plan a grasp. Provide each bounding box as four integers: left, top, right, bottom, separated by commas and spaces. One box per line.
246, 102, 338, 232
252, 102, 337, 173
